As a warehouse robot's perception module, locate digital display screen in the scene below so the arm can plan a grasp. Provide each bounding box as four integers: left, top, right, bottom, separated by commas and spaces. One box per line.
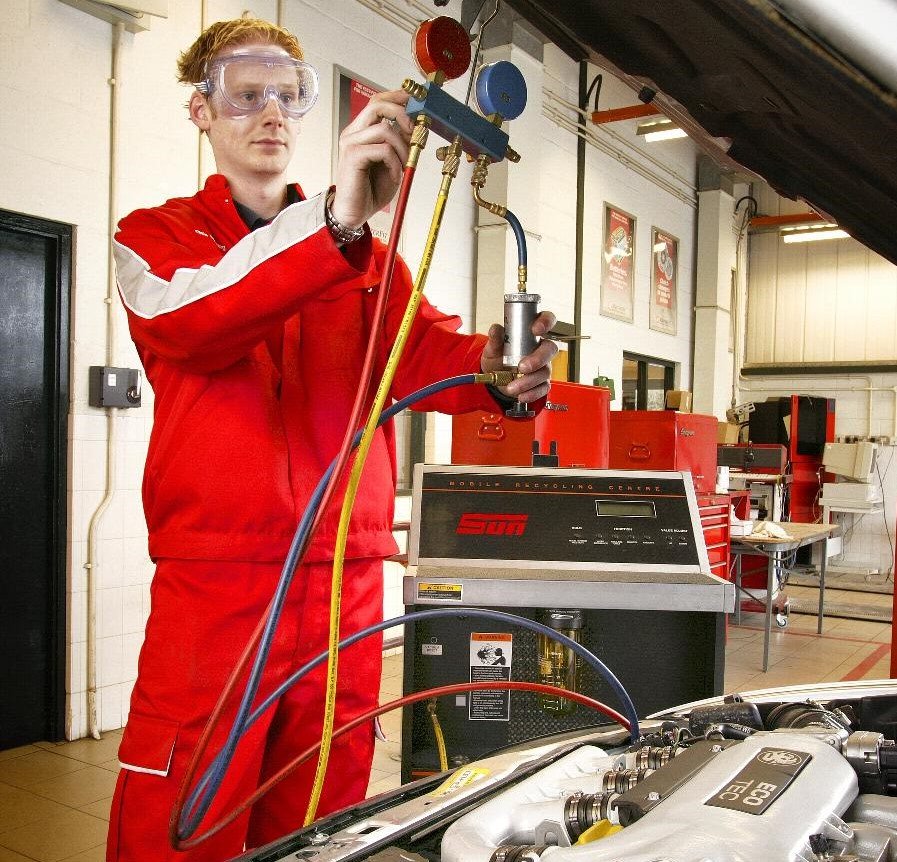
595, 500, 657, 518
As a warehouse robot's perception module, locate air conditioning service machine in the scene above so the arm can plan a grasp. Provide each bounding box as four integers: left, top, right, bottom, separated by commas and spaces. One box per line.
401, 464, 734, 780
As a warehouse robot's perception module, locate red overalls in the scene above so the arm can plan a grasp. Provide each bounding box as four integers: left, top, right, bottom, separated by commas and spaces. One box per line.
108, 175, 493, 859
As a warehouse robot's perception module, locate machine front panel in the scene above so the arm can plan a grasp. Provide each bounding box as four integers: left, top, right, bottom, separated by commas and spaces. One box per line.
414, 468, 701, 567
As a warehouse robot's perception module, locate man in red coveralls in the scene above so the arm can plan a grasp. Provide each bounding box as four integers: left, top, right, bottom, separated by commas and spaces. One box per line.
107, 16, 556, 860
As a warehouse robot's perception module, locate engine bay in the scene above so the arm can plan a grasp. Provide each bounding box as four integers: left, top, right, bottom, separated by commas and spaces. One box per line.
236, 682, 897, 862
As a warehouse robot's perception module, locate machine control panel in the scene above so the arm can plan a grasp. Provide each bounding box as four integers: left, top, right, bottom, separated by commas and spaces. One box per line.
411, 465, 705, 569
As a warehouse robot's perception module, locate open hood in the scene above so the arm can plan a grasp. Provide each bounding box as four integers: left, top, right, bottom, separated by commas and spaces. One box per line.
502, 0, 897, 265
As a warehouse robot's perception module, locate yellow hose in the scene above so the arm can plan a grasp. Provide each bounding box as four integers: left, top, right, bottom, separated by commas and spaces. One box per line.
427, 699, 449, 772
303, 138, 463, 825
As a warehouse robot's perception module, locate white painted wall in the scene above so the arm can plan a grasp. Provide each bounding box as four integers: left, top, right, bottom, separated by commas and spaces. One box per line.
740, 185, 897, 578
2, 0, 702, 739
746, 185, 897, 367
736, 374, 897, 577
575, 69, 698, 398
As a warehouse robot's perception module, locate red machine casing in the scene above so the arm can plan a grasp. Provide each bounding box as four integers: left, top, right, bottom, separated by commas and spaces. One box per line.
451, 382, 610, 468
608, 411, 718, 494
785, 396, 835, 522
747, 395, 835, 522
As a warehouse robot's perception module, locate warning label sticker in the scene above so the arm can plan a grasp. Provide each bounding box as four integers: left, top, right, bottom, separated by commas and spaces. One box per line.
469, 632, 513, 721
417, 582, 463, 602
430, 766, 490, 797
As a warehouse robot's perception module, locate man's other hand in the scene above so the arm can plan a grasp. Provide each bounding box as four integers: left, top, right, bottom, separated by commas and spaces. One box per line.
480, 310, 559, 403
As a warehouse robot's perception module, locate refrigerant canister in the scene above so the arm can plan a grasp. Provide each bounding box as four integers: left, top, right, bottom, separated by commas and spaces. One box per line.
503, 292, 540, 368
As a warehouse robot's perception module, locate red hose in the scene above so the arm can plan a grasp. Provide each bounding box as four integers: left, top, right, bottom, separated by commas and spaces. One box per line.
176, 680, 630, 848
170, 165, 419, 848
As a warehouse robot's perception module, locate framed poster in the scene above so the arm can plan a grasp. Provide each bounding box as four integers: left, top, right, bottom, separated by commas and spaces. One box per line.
333, 67, 400, 249
600, 204, 635, 323
650, 227, 678, 335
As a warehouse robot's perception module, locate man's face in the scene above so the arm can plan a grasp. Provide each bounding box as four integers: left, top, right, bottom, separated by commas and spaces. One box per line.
190, 43, 305, 181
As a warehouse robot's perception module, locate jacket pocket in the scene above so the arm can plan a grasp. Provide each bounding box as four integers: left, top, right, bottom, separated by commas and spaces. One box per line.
118, 711, 180, 777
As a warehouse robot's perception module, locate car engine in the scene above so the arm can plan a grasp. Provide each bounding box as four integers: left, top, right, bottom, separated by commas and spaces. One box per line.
235, 686, 897, 862
441, 698, 897, 862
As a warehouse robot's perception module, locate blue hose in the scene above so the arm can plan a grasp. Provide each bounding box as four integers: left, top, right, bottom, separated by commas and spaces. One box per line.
180, 374, 478, 835
245, 607, 639, 739
178, 375, 641, 838
503, 208, 527, 268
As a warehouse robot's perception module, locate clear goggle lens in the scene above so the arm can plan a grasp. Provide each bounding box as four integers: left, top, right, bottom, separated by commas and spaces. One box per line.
199, 54, 319, 119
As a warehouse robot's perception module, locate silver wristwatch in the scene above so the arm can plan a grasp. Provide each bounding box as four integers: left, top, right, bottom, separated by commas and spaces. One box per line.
325, 192, 365, 244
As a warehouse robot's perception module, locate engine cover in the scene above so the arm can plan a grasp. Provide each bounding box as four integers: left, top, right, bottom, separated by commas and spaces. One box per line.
441, 731, 858, 862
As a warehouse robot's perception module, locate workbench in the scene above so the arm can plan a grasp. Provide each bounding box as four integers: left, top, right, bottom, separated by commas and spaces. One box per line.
731, 522, 839, 671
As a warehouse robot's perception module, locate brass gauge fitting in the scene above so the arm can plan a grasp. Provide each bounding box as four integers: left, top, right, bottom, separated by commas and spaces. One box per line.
401, 79, 427, 101
406, 115, 431, 170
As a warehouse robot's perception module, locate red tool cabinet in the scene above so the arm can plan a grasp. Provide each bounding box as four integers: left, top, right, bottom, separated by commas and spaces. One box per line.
451, 382, 610, 468
697, 493, 731, 583
608, 411, 718, 494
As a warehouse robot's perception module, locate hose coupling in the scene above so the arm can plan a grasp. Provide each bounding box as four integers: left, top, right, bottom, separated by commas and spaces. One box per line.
517, 264, 528, 293
441, 139, 462, 177
474, 370, 518, 387
406, 116, 431, 169
411, 116, 431, 145
471, 155, 491, 188
505, 145, 521, 163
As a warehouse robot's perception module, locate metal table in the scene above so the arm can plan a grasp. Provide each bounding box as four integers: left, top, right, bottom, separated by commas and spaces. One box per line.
730, 522, 839, 671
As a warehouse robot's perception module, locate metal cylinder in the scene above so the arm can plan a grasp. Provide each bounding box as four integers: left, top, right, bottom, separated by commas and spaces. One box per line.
503, 292, 540, 369
634, 745, 677, 770
490, 846, 548, 862
602, 767, 653, 794
565, 791, 620, 839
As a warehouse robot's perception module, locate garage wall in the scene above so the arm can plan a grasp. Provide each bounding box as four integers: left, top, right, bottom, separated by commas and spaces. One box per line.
538, 52, 699, 395
740, 187, 897, 578
1, 0, 701, 739
737, 374, 897, 578
746, 187, 897, 366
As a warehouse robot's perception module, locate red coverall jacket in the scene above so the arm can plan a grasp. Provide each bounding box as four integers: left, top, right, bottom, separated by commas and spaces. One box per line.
113, 174, 496, 564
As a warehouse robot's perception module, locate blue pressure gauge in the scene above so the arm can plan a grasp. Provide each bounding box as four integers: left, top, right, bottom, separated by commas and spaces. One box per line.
475, 61, 527, 121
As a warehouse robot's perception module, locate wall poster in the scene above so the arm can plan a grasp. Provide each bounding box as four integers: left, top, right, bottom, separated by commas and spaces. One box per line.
650, 227, 678, 335
600, 204, 636, 323
334, 68, 400, 249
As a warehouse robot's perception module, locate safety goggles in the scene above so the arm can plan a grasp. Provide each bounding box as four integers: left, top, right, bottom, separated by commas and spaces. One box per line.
196, 52, 319, 120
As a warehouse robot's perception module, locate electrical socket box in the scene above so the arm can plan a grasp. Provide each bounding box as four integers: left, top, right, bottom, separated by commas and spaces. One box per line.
89, 366, 142, 408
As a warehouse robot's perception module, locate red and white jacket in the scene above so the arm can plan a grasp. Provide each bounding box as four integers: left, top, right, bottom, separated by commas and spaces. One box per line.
114, 174, 494, 563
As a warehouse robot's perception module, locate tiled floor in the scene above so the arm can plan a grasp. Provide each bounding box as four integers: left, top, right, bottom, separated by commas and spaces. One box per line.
1, 584, 892, 860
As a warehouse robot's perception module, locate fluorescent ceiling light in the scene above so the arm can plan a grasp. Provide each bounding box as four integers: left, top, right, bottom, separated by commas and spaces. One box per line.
653, 241, 667, 252
636, 118, 688, 142
780, 222, 850, 243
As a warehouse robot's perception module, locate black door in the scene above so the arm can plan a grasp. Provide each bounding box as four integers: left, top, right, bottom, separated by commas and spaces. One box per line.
0, 210, 70, 748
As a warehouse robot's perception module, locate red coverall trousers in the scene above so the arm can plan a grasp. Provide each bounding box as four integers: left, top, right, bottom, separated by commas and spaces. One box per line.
106, 556, 384, 860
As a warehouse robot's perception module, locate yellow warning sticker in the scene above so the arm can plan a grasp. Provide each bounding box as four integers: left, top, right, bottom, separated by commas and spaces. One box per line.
417, 582, 463, 602
430, 766, 490, 797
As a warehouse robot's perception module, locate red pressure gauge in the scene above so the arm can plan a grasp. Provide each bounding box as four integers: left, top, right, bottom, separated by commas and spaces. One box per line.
413, 16, 472, 81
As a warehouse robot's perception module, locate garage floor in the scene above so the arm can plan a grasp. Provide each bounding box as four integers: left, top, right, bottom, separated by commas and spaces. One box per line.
0, 585, 892, 861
